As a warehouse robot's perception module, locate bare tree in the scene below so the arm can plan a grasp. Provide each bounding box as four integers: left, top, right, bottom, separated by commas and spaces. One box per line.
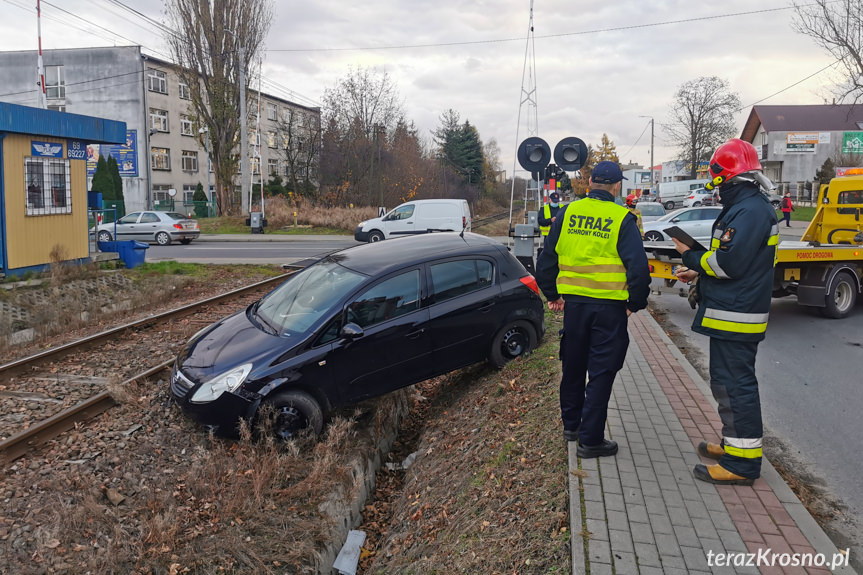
793, 0, 863, 104
664, 76, 741, 178
166, 0, 273, 215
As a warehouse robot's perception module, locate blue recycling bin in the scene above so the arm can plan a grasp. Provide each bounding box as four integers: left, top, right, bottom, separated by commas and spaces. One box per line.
98, 240, 148, 269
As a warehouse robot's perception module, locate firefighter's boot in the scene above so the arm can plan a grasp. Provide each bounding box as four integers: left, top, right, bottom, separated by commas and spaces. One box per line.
693, 463, 755, 486
697, 441, 724, 461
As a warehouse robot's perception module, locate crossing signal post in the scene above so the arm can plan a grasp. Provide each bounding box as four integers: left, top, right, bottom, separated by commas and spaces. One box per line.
513, 136, 588, 273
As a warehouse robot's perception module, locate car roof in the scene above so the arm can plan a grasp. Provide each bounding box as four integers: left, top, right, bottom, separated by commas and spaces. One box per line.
329, 232, 500, 276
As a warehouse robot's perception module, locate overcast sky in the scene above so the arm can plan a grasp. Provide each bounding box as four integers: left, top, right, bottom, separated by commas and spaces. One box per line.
0, 0, 842, 176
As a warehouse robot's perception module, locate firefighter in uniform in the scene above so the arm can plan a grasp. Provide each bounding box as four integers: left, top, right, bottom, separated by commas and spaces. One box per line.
674, 139, 779, 485
625, 194, 643, 237
536, 161, 651, 458
538, 192, 563, 237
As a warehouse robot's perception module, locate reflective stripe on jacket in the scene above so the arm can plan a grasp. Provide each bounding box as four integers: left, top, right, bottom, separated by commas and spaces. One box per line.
555, 198, 630, 300
682, 182, 778, 342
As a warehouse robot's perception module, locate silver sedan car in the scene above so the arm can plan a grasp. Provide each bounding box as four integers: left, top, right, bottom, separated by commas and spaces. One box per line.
641, 206, 722, 244
95, 211, 200, 245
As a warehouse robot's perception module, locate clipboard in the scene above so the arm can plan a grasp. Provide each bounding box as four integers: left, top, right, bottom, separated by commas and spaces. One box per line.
663, 226, 707, 251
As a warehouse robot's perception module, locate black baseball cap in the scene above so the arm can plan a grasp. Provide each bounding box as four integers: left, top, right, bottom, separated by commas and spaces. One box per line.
591, 161, 627, 184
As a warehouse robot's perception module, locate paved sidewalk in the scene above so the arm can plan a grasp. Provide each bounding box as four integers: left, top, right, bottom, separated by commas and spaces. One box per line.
567, 312, 856, 575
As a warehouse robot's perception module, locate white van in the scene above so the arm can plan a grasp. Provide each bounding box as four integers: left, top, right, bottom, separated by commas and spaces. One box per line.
354, 199, 471, 242
657, 179, 711, 210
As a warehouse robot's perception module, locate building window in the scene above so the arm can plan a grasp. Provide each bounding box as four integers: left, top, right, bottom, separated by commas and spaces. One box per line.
149, 108, 169, 132
181, 150, 198, 172
268, 158, 279, 175
268, 131, 276, 148
178, 81, 191, 100
25, 157, 72, 216
147, 68, 167, 94
180, 115, 194, 136
151, 147, 171, 171
182, 184, 196, 203
47, 104, 65, 113
267, 103, 278, 121
153, 184, 172, 204
44, 65, 65, 99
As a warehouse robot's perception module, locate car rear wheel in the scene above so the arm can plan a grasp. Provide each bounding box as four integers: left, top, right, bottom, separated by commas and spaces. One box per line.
97, 230, 112, 242
368, 230, 384, 243
489, 320, 537, 369
263, 390, 323, 440
820, 271, 857, 319
644, 230, 664, 242
664, 201, 675, 210
156, 231, 171, 246
693, 201, 702, 207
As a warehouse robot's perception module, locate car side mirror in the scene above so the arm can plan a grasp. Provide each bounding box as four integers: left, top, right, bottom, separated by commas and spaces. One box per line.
339, 322, 364, 341
671, 218, 680, 223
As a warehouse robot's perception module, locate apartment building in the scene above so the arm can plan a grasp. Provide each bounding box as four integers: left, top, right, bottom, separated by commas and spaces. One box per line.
0, 45, 321, 212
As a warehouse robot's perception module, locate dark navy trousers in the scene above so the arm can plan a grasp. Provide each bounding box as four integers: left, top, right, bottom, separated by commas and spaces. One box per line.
709, 338, 763, 479
559, 301, 629, 446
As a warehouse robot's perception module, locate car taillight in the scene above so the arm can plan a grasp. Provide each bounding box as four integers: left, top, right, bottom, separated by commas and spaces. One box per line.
519, 275, 541, 296
687, 195, 694, 199
174, 223, 183, 230
462, 216, 466, 228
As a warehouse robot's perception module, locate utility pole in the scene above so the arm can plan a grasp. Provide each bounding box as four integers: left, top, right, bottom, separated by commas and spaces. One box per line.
36, 0, 46, 109
239, 43, 249, 214
640, 115, 655, 190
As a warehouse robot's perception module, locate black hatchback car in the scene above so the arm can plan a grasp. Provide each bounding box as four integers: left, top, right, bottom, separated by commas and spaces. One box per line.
170, 232, 545, 438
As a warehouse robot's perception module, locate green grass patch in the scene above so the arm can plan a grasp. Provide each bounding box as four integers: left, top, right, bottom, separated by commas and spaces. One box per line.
131, 261, 206, 277
790, 206, 815, 221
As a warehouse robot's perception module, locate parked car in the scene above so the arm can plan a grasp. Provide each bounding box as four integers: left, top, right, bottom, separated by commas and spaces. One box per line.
354, 199, 471, 242
170, 232, 545, 439
94, 211, 200, 245
641, 206, 723, 243
635, 201, 666, 223
656, 179, 712, 210
682, 188, 718, 207
764, 192, 782, 208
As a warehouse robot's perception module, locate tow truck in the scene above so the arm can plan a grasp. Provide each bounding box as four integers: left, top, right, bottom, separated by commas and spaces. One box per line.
645, 171, 863, 319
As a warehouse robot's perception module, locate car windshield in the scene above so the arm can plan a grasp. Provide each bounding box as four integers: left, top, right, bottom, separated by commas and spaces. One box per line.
254, 261, 367, 336
638, 204, 665, 216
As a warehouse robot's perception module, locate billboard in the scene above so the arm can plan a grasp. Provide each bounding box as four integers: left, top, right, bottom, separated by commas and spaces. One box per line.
842, 131, 863, 154
86, 129, 138, 177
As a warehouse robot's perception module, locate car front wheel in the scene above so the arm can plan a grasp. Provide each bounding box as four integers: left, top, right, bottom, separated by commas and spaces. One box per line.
156, 232, 171, 246
368, 230, 384, 243
489, 320, 537, 369
262, 390, 324, 440
643, 230, 664, 242
97, 230, 112, 242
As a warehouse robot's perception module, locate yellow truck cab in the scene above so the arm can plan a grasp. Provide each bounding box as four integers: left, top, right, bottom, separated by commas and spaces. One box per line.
645, 171, 863, 319
775, 171, 863, 318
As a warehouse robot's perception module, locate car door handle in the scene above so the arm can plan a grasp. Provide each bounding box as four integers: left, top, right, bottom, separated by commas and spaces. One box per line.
406, 328, 425, 339
406, 221, 414, 224
478, 301, 495, 313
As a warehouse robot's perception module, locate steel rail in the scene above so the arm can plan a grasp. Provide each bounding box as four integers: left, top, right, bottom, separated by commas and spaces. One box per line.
0, 272, 293, 379
0, 359, 174, 464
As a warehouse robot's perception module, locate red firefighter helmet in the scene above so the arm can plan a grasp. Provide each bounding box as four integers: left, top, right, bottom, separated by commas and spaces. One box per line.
625, 194, 636, 207
705, 139, 762, 190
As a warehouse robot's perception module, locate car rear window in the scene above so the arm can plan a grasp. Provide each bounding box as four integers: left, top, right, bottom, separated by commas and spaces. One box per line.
430, 259, 493, 303
638, 204, 665, 216
166, 212, 191, 220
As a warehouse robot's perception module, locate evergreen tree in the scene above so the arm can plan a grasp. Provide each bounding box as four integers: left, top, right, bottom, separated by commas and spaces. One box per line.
107, 155, 124, 204
815, 157, 836, 185
193, 182, 208, 218
433, 110, 485, 185
91, 156, 114, 201
595, 134, 620, 163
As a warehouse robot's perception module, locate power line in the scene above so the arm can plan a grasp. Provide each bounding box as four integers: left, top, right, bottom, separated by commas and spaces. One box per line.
621, 120, 652, 161
268, 5, 801, 52
737, 59, 842, 111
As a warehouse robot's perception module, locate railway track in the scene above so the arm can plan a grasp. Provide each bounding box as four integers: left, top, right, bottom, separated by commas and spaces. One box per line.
0, 272, 294, 463
471, 211, 509, 228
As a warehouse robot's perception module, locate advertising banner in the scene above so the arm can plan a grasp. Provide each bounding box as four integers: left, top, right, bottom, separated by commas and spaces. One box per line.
786, 132, 818, 153
842, 131, 863, 154
86, 129, 138, 177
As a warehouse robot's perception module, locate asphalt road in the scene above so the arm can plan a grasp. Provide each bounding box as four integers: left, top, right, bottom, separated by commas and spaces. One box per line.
145, 236, 360, 265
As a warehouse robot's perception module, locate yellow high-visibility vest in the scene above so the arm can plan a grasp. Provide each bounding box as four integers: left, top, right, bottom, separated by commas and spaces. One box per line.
555, 198, 630, 300
540, 204, 553, 236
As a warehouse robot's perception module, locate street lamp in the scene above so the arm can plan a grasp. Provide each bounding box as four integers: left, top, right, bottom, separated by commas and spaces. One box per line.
198, 126, 211, 209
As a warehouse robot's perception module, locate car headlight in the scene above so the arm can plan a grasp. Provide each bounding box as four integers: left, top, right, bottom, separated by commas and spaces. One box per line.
359, 220, 367, 227
190, 363, 253, 403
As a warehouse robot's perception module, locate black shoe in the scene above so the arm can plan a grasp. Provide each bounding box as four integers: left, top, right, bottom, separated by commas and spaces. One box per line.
563, 427, 580, 442
577, 439, 618, 458
693, 463, 756, 486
